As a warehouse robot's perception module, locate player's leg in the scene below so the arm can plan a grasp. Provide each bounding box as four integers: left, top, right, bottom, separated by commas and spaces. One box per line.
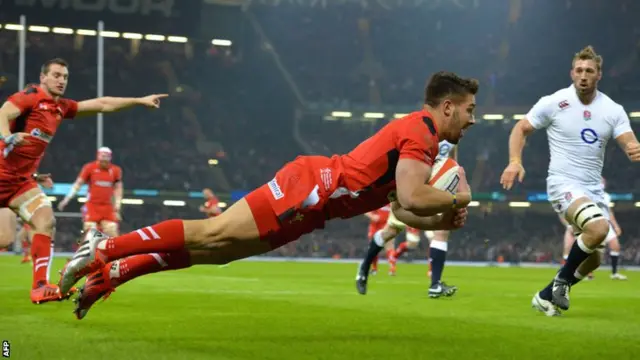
559, 215, 574, 263
9, 186, 71, 303
395, 227, 420, 258
17, 224, 31, 263
60, 194, 275, 295
606, 231, 626, 280
428, 230, 457, 298
533, 250, 601, 316
0, 208, 17, 250
355, 223, 401, 294
551, 196, 609, 310
99, 221, 119, 237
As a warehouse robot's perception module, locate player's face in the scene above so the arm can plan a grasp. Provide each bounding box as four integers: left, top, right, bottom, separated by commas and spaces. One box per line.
40, 64, 69, 97
97, 153, 111, 169
571, 59, 600, 94
445, 94, 476, 144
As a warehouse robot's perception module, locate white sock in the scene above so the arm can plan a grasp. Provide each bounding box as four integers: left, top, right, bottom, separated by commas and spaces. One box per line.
430, 240, 448, 252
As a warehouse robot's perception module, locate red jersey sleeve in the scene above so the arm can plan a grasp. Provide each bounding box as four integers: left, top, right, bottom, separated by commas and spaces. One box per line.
396, 119, 437, 167
6, 91, 38, 115
59, 99, 78, 119
79, 163, 93, 183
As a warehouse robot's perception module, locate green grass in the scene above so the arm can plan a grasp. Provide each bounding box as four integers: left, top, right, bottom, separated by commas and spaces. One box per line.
1, 257, 639, 360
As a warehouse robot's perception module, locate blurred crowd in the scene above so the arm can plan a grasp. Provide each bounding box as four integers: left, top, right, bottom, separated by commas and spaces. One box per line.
2, 0, 640, 264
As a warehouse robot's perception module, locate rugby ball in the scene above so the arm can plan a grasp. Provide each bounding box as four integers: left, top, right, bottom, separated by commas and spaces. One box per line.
428, 158, 460, 194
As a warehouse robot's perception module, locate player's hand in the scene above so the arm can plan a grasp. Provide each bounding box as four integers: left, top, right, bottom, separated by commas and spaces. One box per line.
625, 142, 640, 162
500, 161, 526, 190
138, 94, 168, 109
57, 199, 69, 211
457, 166, 471, 193
438, 208, 468, 230
35, 173, 54, 188
2, 132, 31, 158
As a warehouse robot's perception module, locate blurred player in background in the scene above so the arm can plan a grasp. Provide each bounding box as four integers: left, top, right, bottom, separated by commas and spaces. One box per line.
199, 188, 222, 218
559, 177, 626, 280
363, 205, 391, 275
0, 57, 167, 304
58, 147, 123, 237
59, 71, 476, 319
501, 46, 639, 315
372, 212, 421, 277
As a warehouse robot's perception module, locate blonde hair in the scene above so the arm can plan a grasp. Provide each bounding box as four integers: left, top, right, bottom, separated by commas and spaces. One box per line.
572, 45, 603, 71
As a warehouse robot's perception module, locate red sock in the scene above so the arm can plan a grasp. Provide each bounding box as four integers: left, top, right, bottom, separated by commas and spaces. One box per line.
98, 220, 186, 262
31, 234, 53, 288
386, 249, 396, 262
109, 250, 192, 287
372, 255, 379, 271
22, 240, 30, 256
395, 242, 408, 257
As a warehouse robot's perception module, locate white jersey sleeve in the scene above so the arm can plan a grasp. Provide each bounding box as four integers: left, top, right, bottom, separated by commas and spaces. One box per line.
613, 105, 633, 138
526, 95, 555, 129
603, 192, 611, 205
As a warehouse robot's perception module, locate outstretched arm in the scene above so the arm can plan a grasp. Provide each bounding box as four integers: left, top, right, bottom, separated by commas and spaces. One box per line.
76, 94, 168, 117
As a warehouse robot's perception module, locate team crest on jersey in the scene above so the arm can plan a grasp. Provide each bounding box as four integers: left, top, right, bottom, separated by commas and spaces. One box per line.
583, 110, 591, 121
564, 192, 572, 202
558, 100, 570, 110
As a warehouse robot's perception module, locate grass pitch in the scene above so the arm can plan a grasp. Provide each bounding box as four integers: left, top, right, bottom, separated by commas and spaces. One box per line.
1, 257, 639, 360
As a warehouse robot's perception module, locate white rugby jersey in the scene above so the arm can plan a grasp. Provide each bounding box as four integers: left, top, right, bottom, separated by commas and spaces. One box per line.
436, 140, 456, 160
526, 84, 632, 186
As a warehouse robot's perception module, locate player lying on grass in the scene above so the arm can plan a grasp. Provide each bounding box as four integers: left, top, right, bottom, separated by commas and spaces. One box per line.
58, 71, 478, 319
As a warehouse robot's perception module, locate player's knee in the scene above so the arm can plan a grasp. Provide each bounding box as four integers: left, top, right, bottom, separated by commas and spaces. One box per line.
433, 230, 450, 242
0, 232, 13, 249
608, 239, 621, 252
582, 219, 610, 246
185, 217, 229, 248
83, 222, 98, 231
31, 214, 56, 234
101, 222, 119, 236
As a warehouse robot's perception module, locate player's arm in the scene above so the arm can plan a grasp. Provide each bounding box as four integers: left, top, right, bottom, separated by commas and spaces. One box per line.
612, 107, 640, 162
0, 101, 20, 138
59, 165, 90, 210
75, 94, 168, 117
390, 202, 467, 230
501, 96, 552, 189
395, 158, 470, 217
113, 180, 123, 214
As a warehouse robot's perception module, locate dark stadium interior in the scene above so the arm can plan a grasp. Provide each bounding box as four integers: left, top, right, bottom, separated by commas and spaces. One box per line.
1, 0, 640, 264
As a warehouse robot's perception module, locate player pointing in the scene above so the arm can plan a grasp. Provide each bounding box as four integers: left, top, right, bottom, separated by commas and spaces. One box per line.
58, 71, 478, 319
0, 57, 167, 304
500, 46, 640, 315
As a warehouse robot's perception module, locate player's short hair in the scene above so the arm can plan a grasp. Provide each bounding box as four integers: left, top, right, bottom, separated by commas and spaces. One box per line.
572, 45, 602, 71
41, 58, 69, 75
424, 71, 479, 107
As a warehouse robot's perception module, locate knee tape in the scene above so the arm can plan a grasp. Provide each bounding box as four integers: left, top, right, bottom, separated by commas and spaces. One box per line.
18, 193, 51, 223
572, 202, 604, 231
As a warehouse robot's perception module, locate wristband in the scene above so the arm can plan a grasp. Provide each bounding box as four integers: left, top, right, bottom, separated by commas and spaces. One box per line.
452, 194, 457, 208
31, 173, 39, 181
509, 157, 522, 164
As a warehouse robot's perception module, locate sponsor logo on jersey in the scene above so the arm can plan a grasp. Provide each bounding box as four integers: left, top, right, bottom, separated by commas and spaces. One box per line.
320, 168, 332, 191
580, 128, 598, 144
94, 180, 113, 187
558, 100, 570, 110
268, 178, 284, 200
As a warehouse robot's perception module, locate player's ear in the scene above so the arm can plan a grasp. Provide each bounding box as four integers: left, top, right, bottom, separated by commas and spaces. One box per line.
442, 99, 453, 117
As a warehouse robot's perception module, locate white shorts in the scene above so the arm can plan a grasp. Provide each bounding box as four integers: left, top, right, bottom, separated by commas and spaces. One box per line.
547, 177, 616, 245
386, 211, 420, 243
